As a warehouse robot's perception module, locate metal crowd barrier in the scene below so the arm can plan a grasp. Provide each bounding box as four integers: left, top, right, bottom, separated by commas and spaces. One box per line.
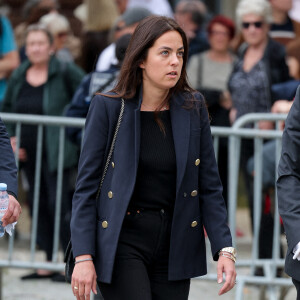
0, 113, 85, 300
0, 112, 294, 300
199, 113, 293, 300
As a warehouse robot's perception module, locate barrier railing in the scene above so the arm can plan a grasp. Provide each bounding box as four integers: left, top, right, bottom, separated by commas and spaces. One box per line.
0, 113, 85, 300
0, 112, 293, 300
201, 113, 292, 300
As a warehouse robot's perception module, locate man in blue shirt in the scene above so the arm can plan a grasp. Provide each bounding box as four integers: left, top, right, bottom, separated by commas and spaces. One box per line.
0, 16, 19, 104
65, 34, 132, 145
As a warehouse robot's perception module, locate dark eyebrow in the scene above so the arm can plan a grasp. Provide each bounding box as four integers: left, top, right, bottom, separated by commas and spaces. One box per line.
158, 46, 184, 51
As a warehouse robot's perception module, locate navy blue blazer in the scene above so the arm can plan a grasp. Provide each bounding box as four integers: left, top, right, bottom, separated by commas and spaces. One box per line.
0, 118, 18, 197
277, 85, 300, 281
71, 90, 232, 283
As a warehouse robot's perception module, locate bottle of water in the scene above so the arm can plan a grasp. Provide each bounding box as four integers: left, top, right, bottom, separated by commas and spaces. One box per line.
0, 183, 9, 238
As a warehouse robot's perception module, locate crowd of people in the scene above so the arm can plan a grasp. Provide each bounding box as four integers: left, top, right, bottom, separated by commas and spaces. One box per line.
1, 0, 300, 298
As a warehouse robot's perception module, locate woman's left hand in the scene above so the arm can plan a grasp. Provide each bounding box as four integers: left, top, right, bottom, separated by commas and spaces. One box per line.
217, 255, 236, 295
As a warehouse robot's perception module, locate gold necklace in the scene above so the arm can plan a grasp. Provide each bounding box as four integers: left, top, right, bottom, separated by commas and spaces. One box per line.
141, 102, 168, 111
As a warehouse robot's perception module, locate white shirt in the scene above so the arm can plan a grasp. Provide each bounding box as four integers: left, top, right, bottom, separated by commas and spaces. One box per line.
95, 43, 118, 72
289, 0, 300, 22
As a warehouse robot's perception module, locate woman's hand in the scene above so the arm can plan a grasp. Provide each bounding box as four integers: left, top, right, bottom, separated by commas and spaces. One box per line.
10, 136, 27, 161
217, 255, 236, 295
220, 91, 232, 110
258, 120, 274, 130
72, 255, 97, 300
1, 195, 22, 226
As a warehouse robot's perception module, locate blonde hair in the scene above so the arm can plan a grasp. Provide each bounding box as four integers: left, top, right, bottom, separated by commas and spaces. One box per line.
25, 23, 53, 44
85, 0, 118, 31
236, 0, 273, 29
39, 12, 70, 36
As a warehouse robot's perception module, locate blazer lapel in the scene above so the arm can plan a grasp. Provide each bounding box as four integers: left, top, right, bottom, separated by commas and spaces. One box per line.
170, 94, 190, 197
134, 91, 142, 169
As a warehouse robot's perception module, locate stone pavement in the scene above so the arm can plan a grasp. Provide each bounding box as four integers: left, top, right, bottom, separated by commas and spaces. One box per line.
2, 265, 297, 300
0, 208, 297, 300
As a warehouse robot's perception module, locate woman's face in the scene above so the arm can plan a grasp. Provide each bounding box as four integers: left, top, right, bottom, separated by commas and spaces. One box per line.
140, 30, 184, 92
26, 31, 53, 65
208, 23, 231, 52
241, 14, 269, 47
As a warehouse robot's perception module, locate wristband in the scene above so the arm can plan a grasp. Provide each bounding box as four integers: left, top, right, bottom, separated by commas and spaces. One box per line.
75, 258, 93, 264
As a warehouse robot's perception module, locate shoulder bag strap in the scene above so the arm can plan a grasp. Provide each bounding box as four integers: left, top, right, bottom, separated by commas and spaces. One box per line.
95, 98, 125, 200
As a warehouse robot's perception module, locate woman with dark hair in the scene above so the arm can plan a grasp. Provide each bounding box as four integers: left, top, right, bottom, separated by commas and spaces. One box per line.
70, 15, 236, 300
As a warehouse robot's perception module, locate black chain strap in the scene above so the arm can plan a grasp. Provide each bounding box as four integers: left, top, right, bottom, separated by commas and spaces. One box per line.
95, 98, 125, 200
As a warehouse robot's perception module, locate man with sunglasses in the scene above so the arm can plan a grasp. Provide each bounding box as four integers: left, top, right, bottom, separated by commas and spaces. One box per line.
95, 7, 152, 72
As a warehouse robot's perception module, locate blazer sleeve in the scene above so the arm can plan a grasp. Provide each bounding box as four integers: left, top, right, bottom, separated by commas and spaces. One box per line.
277, 85, 300, 254
0, 118, 18, 197
198, 98, 232, 260
70, 95, 109, 258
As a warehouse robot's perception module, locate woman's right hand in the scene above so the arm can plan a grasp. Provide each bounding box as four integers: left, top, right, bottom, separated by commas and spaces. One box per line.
10, 136, 27, 161
72, 255, 98, 300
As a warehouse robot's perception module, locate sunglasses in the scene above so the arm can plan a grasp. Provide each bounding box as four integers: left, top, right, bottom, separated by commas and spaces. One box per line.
242, 21, 263, 29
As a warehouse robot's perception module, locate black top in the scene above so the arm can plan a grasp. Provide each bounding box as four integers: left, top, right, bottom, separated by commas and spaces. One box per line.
129, 110, 176, 211
15, 80, 44, 156
271, 17, 294, 33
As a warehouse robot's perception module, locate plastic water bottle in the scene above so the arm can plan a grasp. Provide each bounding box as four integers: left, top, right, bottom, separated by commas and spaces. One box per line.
0, 183, 9, 238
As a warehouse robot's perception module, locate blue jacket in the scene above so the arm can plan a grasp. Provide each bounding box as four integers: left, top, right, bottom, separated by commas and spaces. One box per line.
0, 118, 17, 197
65, 65, 119, 145
71, 89, 232, 283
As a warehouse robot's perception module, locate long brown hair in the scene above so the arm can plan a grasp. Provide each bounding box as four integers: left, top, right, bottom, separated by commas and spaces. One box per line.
108, 15, 194, 105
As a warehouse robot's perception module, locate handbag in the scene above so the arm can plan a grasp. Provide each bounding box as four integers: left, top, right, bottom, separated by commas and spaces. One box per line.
64, 98, 125, 283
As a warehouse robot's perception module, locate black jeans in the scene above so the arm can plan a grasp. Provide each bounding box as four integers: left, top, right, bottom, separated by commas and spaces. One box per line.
98, 208, 190, 300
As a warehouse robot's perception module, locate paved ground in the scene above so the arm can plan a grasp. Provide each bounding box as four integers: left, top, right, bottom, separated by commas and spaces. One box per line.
0, 208, 297, 300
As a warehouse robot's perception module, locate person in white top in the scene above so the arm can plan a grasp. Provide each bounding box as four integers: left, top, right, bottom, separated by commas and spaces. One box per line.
96, 7, 152, 72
